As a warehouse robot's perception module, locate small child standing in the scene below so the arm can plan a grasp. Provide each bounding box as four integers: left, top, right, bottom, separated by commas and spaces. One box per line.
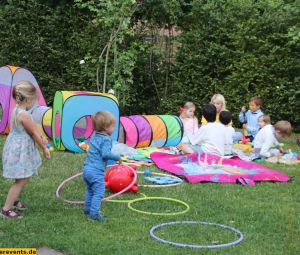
1, 81, 51, 219
239, 96, 264, 141
83, 111, 120, 221
253, 120, 292, 158
179, 101, 198, 143
219, 111, 235, 155
186, 104, 225, 156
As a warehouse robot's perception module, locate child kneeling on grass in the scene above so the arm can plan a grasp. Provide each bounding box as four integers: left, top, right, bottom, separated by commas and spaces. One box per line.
253, 120, 292, 158
83, 111, 121, 222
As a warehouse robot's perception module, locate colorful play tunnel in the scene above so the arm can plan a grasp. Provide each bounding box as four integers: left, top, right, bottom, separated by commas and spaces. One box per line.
52, 91, 119, 153
119, 115, 183, 148
0, 65, 47, 134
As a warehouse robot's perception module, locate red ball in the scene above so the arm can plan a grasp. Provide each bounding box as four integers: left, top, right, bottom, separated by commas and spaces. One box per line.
105, 165, 138, 193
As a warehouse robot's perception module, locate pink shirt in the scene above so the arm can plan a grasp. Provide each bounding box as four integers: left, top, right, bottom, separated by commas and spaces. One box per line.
180, 117, 198, 137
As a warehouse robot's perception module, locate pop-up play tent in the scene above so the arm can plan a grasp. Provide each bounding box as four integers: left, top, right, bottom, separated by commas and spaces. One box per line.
119, 115, 183, 148
52, 91, 119, 153
0, 65, 46, 133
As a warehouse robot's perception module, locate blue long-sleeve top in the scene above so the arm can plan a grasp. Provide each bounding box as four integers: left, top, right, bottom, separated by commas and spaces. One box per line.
239, 109, 263, 137
83, 132, 120, 172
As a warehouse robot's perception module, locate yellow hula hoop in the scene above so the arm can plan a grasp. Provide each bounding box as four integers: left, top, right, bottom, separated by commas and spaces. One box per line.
127, 196, 190, 216
107, 192, 147, 203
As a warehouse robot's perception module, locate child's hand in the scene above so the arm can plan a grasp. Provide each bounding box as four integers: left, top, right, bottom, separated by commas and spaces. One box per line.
241, 106, 246, 112
242, 123, 248, 129
42, 136, 48, 145
43, 148, 51, 159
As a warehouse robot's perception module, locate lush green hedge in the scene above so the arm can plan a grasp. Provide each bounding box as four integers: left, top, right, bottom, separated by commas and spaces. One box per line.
0, 0, 299, 130
166, 0, 300, 130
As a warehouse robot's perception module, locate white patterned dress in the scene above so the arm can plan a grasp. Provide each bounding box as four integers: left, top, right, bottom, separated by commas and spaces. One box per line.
2, 108, 41, 179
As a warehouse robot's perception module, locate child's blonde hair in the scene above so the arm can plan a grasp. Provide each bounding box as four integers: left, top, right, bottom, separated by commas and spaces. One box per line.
92, 111, 115, 132
259, 115, 271, 125
12, 80, 38, 105
274, 120, 292, 137
11, 81, 38, 127
210, 94, 226, 111
182, 101, 195, 110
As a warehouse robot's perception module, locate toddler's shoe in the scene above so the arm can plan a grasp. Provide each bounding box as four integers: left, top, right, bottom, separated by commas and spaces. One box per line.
89, 213, 105, 222
0, 208, 23, 219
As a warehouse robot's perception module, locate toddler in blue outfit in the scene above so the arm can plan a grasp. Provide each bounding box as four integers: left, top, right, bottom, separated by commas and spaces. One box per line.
83, 111, 120, 221
239, 96, 264, 141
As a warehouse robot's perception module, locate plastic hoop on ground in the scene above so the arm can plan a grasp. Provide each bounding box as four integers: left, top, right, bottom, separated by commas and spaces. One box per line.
137, 171, 183, 188
107, 192, 147, 203
55, 165, 137, 204
150, 221, 244, 249
127, 197, 190, 216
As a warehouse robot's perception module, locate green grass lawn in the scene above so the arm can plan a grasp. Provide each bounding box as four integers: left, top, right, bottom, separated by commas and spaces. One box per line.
0, 135, 299, 255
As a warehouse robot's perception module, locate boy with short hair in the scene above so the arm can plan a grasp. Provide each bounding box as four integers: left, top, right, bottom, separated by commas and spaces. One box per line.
239, 96, 264, 141
253, 120, 292, 158
219, 111, 235, 155
186, 104, 225, 156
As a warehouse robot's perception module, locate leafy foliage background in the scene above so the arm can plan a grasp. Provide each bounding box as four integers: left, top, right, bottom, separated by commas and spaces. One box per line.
0, 0, 299, 130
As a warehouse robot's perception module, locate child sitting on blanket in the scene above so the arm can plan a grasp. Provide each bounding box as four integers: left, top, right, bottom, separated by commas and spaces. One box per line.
182, 104, 225, 156
219, 111, 235, 155
253, 120, 292, 158
179, 101, 199, 143
258, 114, 271, 129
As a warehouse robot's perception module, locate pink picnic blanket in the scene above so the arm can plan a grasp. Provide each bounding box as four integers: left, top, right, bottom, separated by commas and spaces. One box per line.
150, 152, 290, 185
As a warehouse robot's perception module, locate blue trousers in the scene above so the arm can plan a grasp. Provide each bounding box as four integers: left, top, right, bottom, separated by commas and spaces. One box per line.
83, 168, 105, 219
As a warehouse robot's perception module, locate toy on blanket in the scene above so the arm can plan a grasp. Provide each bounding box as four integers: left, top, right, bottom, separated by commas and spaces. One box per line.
240, 136, 251, 144
265, 150, 300, 165
105, 165, 138, 193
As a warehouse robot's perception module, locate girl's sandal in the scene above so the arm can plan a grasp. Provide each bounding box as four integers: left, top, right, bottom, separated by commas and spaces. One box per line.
0, 208, 23, 219
13, 200, 27, 211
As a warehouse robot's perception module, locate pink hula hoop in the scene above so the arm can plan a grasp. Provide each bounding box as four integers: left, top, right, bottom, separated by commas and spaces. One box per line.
55, 164, 138, 205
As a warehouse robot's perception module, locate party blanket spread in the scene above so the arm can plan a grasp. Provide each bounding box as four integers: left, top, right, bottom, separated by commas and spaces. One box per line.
150, 152, 290, 185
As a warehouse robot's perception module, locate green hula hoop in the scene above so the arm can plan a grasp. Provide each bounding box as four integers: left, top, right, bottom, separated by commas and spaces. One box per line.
127, 196, 190, 216
107, 192, 147, 203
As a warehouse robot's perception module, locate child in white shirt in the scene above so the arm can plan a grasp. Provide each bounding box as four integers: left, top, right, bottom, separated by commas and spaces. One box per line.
253, 120, 292, 158
185, 104, 225, 156
219, 111, 235, 155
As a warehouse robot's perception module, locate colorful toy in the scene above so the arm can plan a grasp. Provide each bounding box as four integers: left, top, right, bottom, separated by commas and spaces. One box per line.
240, 135, 250, 144
46, 143, 55, 152
105, 165, 138, 193
144, 169, 152, 176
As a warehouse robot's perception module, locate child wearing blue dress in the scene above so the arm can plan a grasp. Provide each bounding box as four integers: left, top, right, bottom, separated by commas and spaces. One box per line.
1, 81, 51, 219
83, 111, 120, 221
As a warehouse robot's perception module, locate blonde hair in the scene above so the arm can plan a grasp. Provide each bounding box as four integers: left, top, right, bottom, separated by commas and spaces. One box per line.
11, 80, 38, 127
274, 120, 292, 137
259, 115, 271, 125
183, 101, 195, 110
12, 80, 38, 105
92, 111, 115, 132
210, 94, 226, 111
